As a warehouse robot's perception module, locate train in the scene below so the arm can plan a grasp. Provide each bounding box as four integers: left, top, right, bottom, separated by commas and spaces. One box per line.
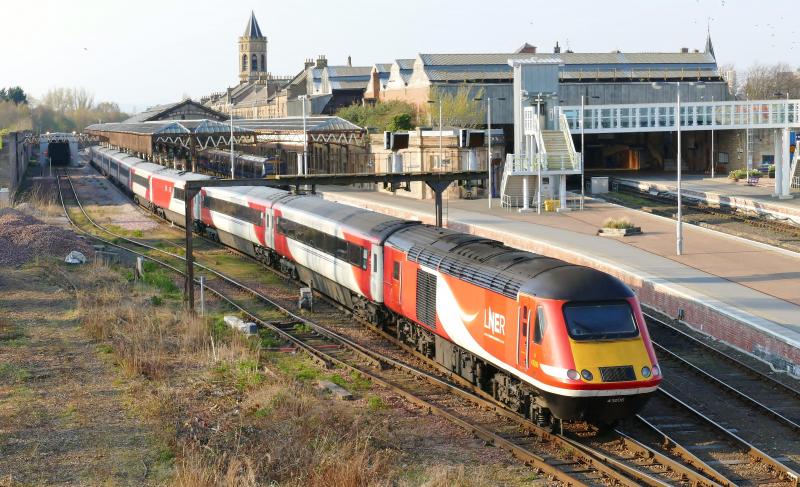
197, 149, 285, 179
88, 145, 661, 428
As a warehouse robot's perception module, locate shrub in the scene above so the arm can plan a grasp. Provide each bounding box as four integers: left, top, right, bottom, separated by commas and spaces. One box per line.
602, 217, 635, 230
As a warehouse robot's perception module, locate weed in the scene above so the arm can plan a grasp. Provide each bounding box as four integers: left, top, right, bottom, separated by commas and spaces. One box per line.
366, 395, 385, 412
97, 343, 114, 354
293, 322, 313, 334
0, 363, 30, 383
142, 269, 179, 296
150, 295, 164, 306
234, 359, 264, 392
271, 353, 321, 382
253, 407, 271, 419
259, 329, 282, 348
602, 217, 635, 229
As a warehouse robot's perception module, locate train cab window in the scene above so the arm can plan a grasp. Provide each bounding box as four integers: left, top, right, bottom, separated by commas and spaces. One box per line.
533, 306, 545, 344
392, 261, 400, 280
563, 301, 638, 341
362, 249, 369, 270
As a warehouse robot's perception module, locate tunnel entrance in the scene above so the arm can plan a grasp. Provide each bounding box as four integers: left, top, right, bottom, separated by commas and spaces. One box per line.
47, 142, 71, 166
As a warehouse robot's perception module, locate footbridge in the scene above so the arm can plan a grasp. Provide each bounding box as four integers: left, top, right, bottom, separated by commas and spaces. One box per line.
502, 99, 800, 210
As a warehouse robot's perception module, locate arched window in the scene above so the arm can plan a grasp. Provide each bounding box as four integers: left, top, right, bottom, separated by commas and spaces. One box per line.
261, 54, 265, 72
242, 54, 248, 72
252, 54, 258, 72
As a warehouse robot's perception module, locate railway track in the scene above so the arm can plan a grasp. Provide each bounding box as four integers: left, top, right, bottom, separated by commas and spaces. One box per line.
59, 164, 800, 486
604, 183, 800, 253
58, 168, 690, 485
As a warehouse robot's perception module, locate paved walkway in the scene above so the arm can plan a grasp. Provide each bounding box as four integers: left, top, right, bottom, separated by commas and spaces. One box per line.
320, 187, 800, 352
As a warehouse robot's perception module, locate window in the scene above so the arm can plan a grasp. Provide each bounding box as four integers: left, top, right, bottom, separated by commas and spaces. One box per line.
252, 54, 258, 72
204, 195, 262, 225
533, 306, 545, 344
718, 152, 729, 164
372, 254, 377, 272
242, 54, 248, 72
173, 187, 185, 201
260, 54, 265, 72
276, 217, 368, 269
562, 301, 638, 341
119, 166, 130, 180
392, 261, 400, 280
133, 173, 148, 188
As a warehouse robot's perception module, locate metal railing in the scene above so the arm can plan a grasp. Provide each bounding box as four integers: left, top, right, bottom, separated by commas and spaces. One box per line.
792, 176, 800, 189
560, 98, 800, 134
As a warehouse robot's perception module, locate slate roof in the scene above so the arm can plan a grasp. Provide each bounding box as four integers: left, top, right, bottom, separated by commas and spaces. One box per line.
123, 100, 227, 123
243, 11, 263, 38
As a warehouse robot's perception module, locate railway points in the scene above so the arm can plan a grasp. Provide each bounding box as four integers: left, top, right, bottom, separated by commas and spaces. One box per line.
317, 186, 800, 378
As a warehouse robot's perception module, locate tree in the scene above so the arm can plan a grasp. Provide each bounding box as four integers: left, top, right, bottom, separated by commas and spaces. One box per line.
0, 86, 28, 105
429, 86, 486, 129
740, 63, 800, 99
336, 100, 417, 132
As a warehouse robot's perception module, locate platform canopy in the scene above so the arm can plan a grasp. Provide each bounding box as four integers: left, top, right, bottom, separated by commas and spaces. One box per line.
232, 116, 365, 145
85, 119, 256, 155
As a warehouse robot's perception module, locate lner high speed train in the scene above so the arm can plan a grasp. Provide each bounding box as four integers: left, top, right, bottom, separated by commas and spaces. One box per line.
89, 145, 661, 427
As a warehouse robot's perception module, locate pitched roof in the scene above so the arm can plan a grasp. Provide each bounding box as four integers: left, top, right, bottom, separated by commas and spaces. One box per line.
243, 11, 263, 38
123, 100, 227, 123
231, 116, 363, 133
396, 58, 415, 70
374, 63, 393, 73
419, 51, 716, 67
326, 66, 372, 77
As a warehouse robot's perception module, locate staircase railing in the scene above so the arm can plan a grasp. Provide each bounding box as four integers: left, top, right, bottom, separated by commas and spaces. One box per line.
531, 114, 547, 172
559, 111, 580, 172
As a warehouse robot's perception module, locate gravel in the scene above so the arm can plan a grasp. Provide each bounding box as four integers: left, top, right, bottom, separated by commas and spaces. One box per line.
0, 208, 94, 266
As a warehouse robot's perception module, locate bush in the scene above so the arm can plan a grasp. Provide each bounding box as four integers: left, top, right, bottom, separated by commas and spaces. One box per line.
602, 217, 635, 230
768, 164, 776, 178
729, 169, 762, 180
336, 100, 417, 131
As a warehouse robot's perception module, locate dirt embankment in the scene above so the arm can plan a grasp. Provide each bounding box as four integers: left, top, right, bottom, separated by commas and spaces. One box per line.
0, 208, 93, 266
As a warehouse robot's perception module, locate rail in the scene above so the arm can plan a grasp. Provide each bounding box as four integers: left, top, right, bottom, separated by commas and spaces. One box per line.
59, 166, 679, 486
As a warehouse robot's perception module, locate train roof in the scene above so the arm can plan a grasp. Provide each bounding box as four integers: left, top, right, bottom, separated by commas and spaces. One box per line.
387, 224, 633, 301
206, 185, 290, 203
280, 195, 418, 242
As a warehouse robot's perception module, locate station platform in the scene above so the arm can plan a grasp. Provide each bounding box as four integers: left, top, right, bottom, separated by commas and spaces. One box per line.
610, 174, 800, 224
319, 187, 800, 375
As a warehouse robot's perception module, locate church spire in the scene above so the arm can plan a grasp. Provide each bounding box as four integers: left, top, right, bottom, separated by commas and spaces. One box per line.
705, 25, 715, 59
243, 11, 263, 38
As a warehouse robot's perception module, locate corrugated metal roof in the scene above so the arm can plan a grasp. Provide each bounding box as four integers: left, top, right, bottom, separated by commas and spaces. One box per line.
232, 116, 363, 133
326, 66, 372, 77
397, 58, 415, 70
123, 102, 181, 123
424, 69, 513, 81
560, 68, 721, 80
330, 80, 369, 90
420, 51, 717, 67
374, 63, 393, 73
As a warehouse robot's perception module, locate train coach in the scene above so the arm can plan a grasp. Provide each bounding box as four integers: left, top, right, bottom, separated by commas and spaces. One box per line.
87, 145, 661, 428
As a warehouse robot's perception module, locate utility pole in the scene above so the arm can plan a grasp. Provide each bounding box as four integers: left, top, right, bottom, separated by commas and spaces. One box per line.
710, 95, 715, 179
487, 97, 492, 208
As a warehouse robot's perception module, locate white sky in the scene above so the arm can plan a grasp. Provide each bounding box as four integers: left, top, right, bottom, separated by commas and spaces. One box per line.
0, 0, 795, 112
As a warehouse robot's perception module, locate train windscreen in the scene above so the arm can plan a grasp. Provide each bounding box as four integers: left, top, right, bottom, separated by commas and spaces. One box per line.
562, 301, 638, 341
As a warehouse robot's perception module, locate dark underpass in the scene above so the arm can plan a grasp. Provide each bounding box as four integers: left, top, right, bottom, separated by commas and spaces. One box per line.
47, 142, 70, 165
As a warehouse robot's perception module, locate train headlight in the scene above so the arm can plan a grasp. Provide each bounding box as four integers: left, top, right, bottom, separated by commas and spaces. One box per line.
566, 369, 580, 381
651, 365, 661, 377
580, 369, 593, 381
641, 366, 652, 378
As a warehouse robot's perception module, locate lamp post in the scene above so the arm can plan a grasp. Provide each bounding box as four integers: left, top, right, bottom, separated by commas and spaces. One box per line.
710, 95, 715, 179
653, 81, 704, 256
474, 96, 506, 208
298, 95, 308, 175
426, 99, 444, 170
229, 111, 235, 179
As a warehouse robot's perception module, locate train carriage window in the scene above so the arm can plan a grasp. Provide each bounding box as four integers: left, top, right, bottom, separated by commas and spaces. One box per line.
133, 174, 149, 188
392, 261, 400, 280
372, 254, 377, 272
172, 187, 185, 201
276, 217, 367, 268
533, 306, 545, 344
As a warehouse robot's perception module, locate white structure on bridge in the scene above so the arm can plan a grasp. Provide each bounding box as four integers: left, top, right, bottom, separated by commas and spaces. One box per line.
504, 95, 800, 209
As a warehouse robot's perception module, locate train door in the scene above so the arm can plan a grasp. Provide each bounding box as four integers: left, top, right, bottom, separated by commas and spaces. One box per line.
370, 244, 383, 302
517, 305, 531, 368
530, 305, 547, 369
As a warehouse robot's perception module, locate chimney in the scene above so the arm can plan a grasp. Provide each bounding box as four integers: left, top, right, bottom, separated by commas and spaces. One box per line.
554, 41, 561, 54
304, 58, 314, 69
680, 47, 689, 53
315, 55, 327, 69
347, 55, 352, 67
